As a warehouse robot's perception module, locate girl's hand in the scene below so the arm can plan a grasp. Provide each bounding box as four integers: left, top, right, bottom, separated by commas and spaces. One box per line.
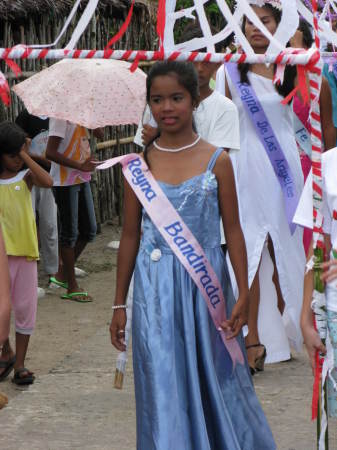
301, 322, 326, 374
110, 309, 127, 351
80, 156, 99, 172
221, 294, 248, 339
19, 138, 31, 156
142, 125, 158, 146
320, 259, 337, 283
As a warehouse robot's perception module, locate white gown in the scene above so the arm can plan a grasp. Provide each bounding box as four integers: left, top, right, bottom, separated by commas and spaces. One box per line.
226, 69, 305, 362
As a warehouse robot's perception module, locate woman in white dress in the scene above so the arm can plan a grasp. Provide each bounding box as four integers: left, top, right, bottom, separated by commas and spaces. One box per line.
217, 1, 305, 372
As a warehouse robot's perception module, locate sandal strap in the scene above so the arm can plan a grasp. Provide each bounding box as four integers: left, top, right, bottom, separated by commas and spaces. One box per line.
245, 343, 265, 350
14, 367, 32, 377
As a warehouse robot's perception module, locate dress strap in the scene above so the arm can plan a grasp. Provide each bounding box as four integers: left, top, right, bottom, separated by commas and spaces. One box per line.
207, 148, 224, 171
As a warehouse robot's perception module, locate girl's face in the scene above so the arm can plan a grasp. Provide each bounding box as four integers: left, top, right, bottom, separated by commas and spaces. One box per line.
1, 152, 23, 174
149, 74, 195, 133
244, 6, 278, 51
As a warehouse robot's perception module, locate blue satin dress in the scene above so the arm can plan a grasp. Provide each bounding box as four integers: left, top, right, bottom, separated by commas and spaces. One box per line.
132, 148, 276, 450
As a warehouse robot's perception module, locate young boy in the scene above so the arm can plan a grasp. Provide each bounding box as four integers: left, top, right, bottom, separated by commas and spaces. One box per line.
134, 23, 240, 251
134, 23, 240, 154
46, 120, 102, 302
293, 147, 337, 417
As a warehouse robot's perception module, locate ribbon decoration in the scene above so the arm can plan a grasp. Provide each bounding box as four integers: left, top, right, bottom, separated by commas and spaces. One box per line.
0, 46, 321, 65
307, 0, 329, 446
65, 0, 100, 50
0, 45, 24, 107
279, 49, 320, 106
1, 0, 98, 106
97, 153, 244, 367
226, 62, 299, 234
105, 0, 135, 49
29, 0, 98, 50
157, 0, 167, 56
0, 71, 10, 106
29, 0, 82, 48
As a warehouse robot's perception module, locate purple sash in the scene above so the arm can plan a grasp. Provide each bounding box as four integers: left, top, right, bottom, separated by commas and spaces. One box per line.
227, 63, 299, 234
97, 153, 244, 366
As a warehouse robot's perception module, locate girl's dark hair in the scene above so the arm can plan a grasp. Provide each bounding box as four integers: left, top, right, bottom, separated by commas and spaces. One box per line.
144, 61, 199, 165
238, 4, 297, 98
298, 19, 313, 49
0, 121, 27, 173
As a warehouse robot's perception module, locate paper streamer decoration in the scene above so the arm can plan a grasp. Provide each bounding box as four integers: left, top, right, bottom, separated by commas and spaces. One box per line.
162, 0, 337, 58
162, 0, 298, 55
28, 0, 99, 50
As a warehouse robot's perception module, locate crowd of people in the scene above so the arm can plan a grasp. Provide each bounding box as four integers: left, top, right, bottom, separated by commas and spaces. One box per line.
1, 0, 337, 447
0, 114, 102, 385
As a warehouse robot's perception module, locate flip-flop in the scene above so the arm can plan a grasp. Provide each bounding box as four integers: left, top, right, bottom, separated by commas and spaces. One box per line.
49, 277, 68, 289
0, 356, 16, 382
61, 292, 93, 303
12, 367, 35, 386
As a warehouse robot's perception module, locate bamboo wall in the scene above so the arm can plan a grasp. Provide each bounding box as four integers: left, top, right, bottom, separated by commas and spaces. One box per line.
0, 2, 156, 227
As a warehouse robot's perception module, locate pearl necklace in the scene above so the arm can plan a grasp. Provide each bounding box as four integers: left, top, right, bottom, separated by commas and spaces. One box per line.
153, 135, 201, 153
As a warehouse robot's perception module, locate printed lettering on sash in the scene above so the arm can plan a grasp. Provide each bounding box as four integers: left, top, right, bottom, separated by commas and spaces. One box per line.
227, 63, 299, 234
97, 153, 244, 366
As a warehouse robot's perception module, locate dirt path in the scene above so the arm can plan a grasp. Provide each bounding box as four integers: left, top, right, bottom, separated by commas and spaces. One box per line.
0, 224, 331, 449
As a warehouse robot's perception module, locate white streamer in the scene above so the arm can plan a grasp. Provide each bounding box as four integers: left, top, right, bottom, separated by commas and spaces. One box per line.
65, 0, 100, 50
29, 0, 98, 51
30, 0, 82, 48
163, 0, 337, 61
266, 0, 299, 55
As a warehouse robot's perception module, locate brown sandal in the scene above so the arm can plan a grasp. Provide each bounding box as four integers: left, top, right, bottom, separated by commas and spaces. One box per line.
12, 368, 35, 385
246, 344, 267, 375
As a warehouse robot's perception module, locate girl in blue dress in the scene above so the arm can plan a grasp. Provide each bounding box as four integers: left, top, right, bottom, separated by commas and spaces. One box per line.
110, 60, 275, 449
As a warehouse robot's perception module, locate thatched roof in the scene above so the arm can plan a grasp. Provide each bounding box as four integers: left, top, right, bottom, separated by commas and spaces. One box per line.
0, 1, 72, 18
0, 0, 149, 20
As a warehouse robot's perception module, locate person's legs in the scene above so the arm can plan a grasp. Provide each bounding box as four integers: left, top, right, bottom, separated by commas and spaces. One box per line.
245, 236, 285, 371
53, 185, 80, 292
245, 268, 266, 370
245, 271, 260, 347
54, 184, 95, 301
77, 182, 97, 259
14, 334, 31, 373
10, 257, 37, 383
267, 236, 285, 315
38, 188, 59, 277
0, 339, 15, 379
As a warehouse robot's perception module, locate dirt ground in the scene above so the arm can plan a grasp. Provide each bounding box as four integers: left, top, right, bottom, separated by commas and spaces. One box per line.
1, 221, 121, 399
1, 223, 336, 449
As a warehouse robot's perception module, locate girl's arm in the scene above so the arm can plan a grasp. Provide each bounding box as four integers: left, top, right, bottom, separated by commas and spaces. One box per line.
46, 136, 98, 172
320, 77, 336, 151
301, 240, 327, 374
20, 141, 53, 189
0, 226, 10, 345
110, 176, 142, 351
214, 152, 249, 338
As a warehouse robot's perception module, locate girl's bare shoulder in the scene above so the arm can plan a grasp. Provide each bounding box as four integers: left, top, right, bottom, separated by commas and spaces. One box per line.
212, 150, 232, 178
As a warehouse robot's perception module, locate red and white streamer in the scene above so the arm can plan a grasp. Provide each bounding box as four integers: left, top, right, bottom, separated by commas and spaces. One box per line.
0, 46, 320, 66
309, 0, 328, 448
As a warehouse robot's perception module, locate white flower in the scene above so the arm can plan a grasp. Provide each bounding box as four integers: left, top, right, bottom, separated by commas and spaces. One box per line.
151, 249, 162, 262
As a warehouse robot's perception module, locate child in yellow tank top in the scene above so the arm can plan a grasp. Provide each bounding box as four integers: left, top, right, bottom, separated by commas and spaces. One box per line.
0, 122, 52, 385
